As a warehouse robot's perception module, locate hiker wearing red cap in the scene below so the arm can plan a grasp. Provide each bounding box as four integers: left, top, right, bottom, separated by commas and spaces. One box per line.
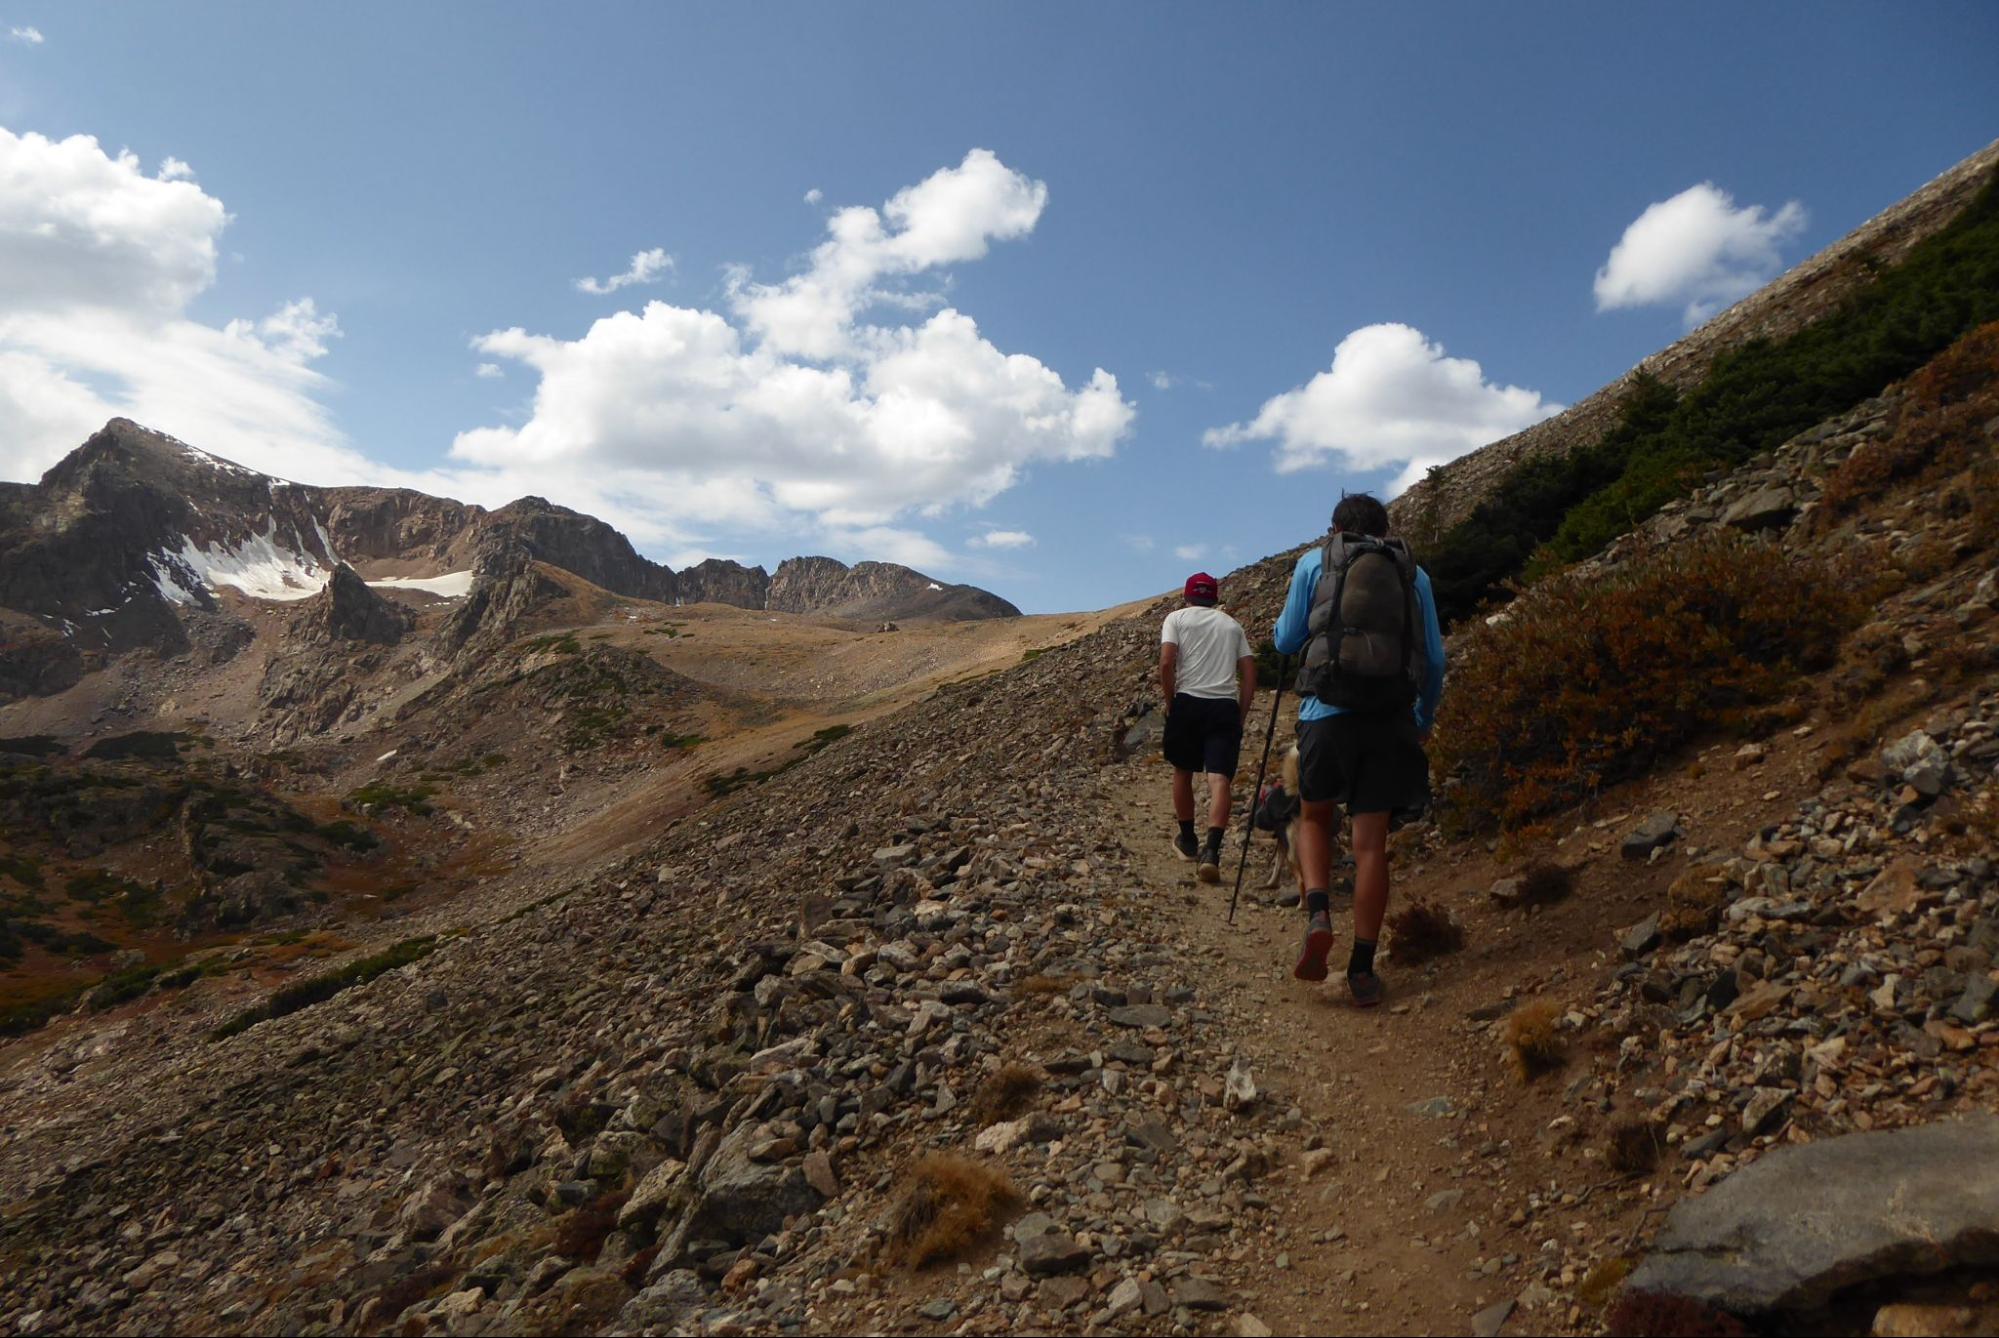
1160, 572, 1256, 881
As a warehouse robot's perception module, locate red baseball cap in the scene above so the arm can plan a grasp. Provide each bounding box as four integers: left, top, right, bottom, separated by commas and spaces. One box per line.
1184, 572, 1218, 604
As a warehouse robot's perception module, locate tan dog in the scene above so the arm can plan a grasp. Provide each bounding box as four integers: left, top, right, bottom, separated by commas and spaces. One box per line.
1254, 744, 1309, 893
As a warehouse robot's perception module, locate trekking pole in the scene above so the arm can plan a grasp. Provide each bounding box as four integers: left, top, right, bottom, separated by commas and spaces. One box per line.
1227, 654, 1287, 925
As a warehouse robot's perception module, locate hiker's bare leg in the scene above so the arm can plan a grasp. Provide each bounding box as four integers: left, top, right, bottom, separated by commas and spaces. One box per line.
1351, 811, 1391, 942
1296, 799, 1336, 892
1207, 772, 1231, 831
1172, 769, 1195, 823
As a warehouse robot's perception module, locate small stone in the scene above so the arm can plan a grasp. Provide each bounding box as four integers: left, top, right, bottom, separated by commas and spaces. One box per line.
1426, 1188, 1466, 1214
1620, 914, 1662, 959
1174, 1276, 1228, 1311
801, 1150, 838, 1198
1235, 1313, 1275, 1337
1408, 1096, 1457, 1119
1471, 1298, 1515, 1337
1108, 1003, 1173, 1029
1106, 1277, 1144, 1316
1622, 813, 1680, 861
1952, 976, 1996, 1024
1742, 1086, 1791, 1137
1019, 1230, 1089, 1276
918, 1298, 957, 1321
1223, 1059, 1258, 1112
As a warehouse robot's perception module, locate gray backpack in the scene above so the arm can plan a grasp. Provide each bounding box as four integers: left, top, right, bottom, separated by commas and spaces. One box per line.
1295, 532, 1425, 711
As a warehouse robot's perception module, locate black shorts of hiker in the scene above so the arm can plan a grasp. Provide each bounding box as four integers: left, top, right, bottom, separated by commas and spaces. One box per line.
1269, 492, 1444, 1008
1159, 572, 1256, 883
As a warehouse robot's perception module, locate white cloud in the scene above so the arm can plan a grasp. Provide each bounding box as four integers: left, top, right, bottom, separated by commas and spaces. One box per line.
1124, 534, 1155, 553
0, 127, 366, 484
1149, 370, 1175, 391
824, 524, 956, 572
970, 528, 1034, 549
157, 156, 195, 182
575, 246, 674, 295
474, 361, 503, 379
459, 149, 1132, 557
1594, 182, 1807, 326
7, 26, 42, 44
803, 188, 823, 205
1174, 544, 1206, 561
1203, 322, 1560, 492
730, 148, 1047, 360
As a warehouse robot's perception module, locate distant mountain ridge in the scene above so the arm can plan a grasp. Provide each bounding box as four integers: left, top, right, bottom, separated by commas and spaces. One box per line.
0, 419, 1017, 673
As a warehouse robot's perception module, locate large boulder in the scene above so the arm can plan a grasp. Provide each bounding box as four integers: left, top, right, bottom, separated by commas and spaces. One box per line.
651, 1122, 822, 1271
1623, 1115, 1999, 1314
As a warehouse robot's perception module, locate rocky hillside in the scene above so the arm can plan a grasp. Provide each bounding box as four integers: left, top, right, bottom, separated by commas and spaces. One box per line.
1392, 136, 1999, 539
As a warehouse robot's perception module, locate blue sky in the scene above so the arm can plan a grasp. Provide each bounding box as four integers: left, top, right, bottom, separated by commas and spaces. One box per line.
1, 5, 1994, 612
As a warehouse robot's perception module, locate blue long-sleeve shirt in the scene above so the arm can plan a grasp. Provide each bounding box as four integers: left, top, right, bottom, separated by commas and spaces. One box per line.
1272, 545, 1447, 731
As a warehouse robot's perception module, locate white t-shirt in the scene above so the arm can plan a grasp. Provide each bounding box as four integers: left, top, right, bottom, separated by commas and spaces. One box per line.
1161, 605, 1252, 700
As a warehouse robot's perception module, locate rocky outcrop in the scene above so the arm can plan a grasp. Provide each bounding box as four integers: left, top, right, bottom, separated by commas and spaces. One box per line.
484, 497, 678, 604
0, 611, 85, 703
675, 558, 771, 610
293, 565, 413, 646
1623, 1116, 1999, 1313
1392, 137, 1999, 539
768, 556, 1020, 622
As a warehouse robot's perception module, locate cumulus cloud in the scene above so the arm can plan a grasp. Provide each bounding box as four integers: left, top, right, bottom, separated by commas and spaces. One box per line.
0, 127, 365, 483
575, 246, 674, 295
971, 528, 1034, 549
8, 25, 42, 44
1174, 544, 1206, 561
459, 149, 1132, 555
729, 149, 1047, 360
1204, 322, 1560, 492
157, 156, 195, 182
474, 362, 503, 379
1595, 182, 1807, 326
1149, 370, 1175, 391
803, 188, 823, 205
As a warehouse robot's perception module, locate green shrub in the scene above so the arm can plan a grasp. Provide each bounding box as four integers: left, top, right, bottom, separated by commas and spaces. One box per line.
799, 723, 852, 754
211, 936, 436, 1040
1434, 535, 1863, 831
1423, 165, 1999, 626
521, 633, 582, 655
0, 736, 64, 758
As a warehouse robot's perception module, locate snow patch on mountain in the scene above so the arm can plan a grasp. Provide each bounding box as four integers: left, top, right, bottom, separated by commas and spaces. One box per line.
150, 524, 332, 604
366, 571, 474, 598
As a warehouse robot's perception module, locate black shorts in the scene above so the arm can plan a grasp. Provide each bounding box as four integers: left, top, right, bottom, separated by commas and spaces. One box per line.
1297, 710, 1430, 817
1162, 694, 1243, 777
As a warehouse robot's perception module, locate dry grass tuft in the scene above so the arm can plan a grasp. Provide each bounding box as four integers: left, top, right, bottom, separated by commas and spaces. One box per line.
1661, 869, 1727, 942
1517, 861, 1574, 907
884, 1153, 1020, 1268
1011, 973, 1074, 998
968, 1063, 1043, 1126
1385, 901, 1465, 965
1606, 1118, 1662, 1176
1505, 998, 1566, 1081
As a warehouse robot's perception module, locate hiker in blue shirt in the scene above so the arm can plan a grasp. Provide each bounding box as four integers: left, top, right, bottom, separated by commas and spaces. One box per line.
1272, 492, 1445, 1007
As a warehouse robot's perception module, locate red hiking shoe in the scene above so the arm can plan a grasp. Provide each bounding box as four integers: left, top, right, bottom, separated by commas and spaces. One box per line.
1293, 911, 1335, 982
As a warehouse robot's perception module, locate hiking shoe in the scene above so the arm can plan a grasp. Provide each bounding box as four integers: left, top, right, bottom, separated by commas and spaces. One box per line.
1197, 849, 1221, 883
1346, 970, 1385, 1009
1293, 911, 1335, 982
1171, 831, 1199, 862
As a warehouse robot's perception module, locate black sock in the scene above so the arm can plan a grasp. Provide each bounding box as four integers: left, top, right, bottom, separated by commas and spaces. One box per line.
1348, 939, 1377, 977
1205, 827, 1225, 855
1178, 819, 1195, 842
1306, 889, 1330, 916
